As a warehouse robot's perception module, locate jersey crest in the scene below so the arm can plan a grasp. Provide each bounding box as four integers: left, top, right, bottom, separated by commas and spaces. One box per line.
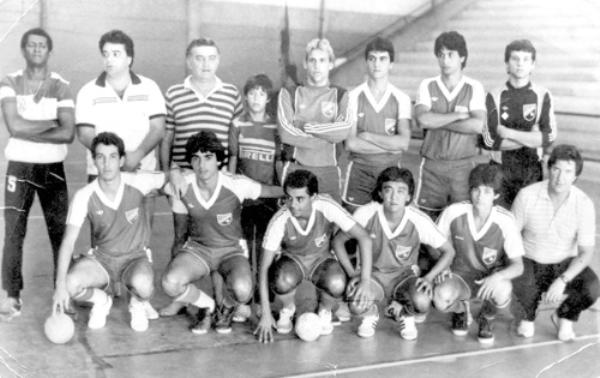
320, 101, 336, 118
217, 212, 233, 226
523, 103, 537, 121
314, 233, 328, 248
482, 247, 498, 265
125, 208, 139, 224
384, 118, 396, 135
391, 240, 412, 261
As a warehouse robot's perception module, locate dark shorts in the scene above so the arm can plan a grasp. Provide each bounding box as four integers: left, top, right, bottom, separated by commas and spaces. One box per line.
282, 252, 335, 282
177, 240, 247, 273
86, 248, 150, 288
342, 162, 389, 207
371, 268, 418, 301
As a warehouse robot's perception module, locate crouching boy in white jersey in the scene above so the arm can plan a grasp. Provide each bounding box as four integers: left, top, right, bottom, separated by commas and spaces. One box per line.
53, 132, 167, 332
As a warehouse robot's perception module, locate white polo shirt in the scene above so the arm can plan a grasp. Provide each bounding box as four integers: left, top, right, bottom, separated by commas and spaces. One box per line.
76, 71, 166, 175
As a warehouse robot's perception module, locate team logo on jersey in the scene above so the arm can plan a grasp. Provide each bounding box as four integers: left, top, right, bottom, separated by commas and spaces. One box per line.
358, 112, 365, 118
95, 210, 104, 216
314, 233, 328, 248
384, 118, 397, 135
482, 247, 498, 265
125, 208, 139, 224
392, 243, 412, 261
217, 213, 233, 226
320, 101, 336, 118
523, 103, 537, 122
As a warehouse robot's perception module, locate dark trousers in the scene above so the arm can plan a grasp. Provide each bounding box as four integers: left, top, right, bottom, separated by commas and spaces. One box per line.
2, 161, 68, 297
514, 257, 600, 321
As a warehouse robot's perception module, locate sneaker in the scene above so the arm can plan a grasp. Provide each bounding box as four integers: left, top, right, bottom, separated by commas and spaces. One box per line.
215, 305, 235, 334
451, 311, 469, 336
232, 304, 252, 323
88, 295, 113, 330
190, 307, 212, 335
129, 298, 149, 332
335, 302, 351, 323
0, 297, 22, 321
357, 311, 379, 338
143, 301, 159, 320
415, 312, 427, 324
398, 315, 418, 340
384, 301, 403, 321
477, 316, 494, 344
551, 313, 575, 342
276, 305, 296, 334
517, 320, 535, 338
318, 308, 334, 336
159, 300, 187, 317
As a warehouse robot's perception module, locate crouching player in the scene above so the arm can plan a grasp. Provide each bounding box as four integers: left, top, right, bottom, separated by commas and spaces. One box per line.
254, 170, 372, 343
53, 132, 166, 332
334, 167, 455, 339
433, 163, 524, 344
161, 131, 283, 335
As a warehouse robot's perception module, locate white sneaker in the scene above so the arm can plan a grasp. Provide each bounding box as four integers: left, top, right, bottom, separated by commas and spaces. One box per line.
232, 304, 252, 323
357, 311, 379, 338
276, 305, 296, 334
88, 295, 113, 330
415, 312, 427, 324
143, 301, 159, 320
517, 320, 535, 338
552, 313, 575, 342
335, 302, 351, 323
384, 301, 403, 320
129, 297, 149, 332
318, 308, 334, 336
399, 315, 418, 340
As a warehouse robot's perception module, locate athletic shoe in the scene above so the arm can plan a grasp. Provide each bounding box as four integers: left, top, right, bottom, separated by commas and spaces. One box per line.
143, 301, 159, 320
477, 316, 494, 344
398, 315, 418, 341
232, 304, 251, 323
88, 295, 113, 330
335, 302, 351, 323
451, 311, 469, 336
414, 312, 427, 324
318, 308, 334, 336
190, 307, 212, 335
276, 305, 296, 334
129, 297, 149, 332
357, 306, 379, 338
215, 305, 235, 334
159, 300, 187, 317
0, 297, 22, 321
517, 320, 535, 338
384, 301, 403, 321
551, 313, 575, 342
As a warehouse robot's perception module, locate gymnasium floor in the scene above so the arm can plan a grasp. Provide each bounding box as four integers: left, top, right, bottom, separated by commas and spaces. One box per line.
1, 141, 599, 377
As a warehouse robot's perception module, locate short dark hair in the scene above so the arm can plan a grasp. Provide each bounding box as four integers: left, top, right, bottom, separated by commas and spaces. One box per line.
186, 37, 219, 57
99, 30, 134, 62
365, 37, 395, 62
468, 163, 504, 195
504, 39, 536, 63
185, 131, 226, 164
372, 167, 415, 204
243, 74, 273, 96
548, 144, 583, 176
21, 28, 53, 52
92, 132, 125, 158
284, 169, 319, 196
434, 31, 468, 69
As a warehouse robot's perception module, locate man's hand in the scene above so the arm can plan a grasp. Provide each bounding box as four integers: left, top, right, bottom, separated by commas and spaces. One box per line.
416, 277, 433, 298
475, 273, 503, 301
168, 169, 189, 198
434, 269, 452, 285
544, 279, 567, 303
348, 279, 370, 313
254, 311, 276, 343
52, 284, 70, 314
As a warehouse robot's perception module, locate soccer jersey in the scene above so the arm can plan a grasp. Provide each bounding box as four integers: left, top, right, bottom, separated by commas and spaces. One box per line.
437, 202, 524, 274
416, 75, 485, 160
171, 171, 261, 249
263, 195, 356, 257
67, 172, 165, 257
354, 202, 446, 274
165, 76, 242, 168
277, 84, 351, 167
0, 70, 74, 163
483, 81, 557, 166
76, 71, 166, 175
228, 112, 279, 185
348, 82, 412, 167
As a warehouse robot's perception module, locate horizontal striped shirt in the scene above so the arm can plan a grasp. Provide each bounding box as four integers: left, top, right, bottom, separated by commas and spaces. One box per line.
511, 181, 595, 264
165, 76, 242, 168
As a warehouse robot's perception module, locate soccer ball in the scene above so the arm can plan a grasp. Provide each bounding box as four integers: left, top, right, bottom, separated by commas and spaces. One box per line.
44, 312, 75, 344
294, 312, 321, 342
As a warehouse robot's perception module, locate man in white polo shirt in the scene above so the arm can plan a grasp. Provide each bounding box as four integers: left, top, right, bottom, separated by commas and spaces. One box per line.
512, 144, 599, 341
0, 28, 75, 319
76, 29, 166, 180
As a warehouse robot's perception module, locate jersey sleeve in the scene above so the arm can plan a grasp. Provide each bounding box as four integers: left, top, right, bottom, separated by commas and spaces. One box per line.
52, 74, 75, 109
393, 89, 412, 120
320, 198, 356, 233
412, 208, 447, 248
352, 203, 378, 228
129, 171, 166, 195
147, 79, 167, 119
415, 79, 432, 109
262, 209, 288, 251
229, 174, 262, 201
436, 206, 454, 240
66, 187, 92, 228
498, 212, 525, 259
468, 80, 486, 112
0, 75, 17, 101
576, 194, 596, 247
483, 92, 502, 150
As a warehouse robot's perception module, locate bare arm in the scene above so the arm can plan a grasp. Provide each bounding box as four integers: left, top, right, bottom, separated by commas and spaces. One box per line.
52, 224, 81, 311
259, 184, 284, 198
1, 98, 57, 137
415, 104, 468, 130
332, 230, 357, 276
171, 213, 189, 256
423, 241, 455, 283
76, 125, 96, 151
160, 129, 174, 171
124, 115, 166, 171
442, 109, 485, 134
255, 247, 278, 343
358, 119, 411, 151
24, 107, 75, 144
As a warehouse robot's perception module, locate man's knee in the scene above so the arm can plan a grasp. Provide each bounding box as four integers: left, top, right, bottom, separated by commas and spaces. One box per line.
394, 280, 430, 314
227, 273, 253, 303
269, 258, 302, 295
161, 270, 186, 297
492, 279, 512, 307
314, 261, 347, 298
65, 274, 85, 297
128, 272, 154, 299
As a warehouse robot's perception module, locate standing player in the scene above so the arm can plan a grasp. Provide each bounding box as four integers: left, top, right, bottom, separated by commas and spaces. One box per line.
161, 131, 283, 335
433, 163, 524, 344
254, 170, 373, 343
334, 167, 454, 340
52, 132, 166, 332
483, 39, 557, 207
414, 31, 486, 219
277, 38, 352, 203
0, 28, 75, 319
512, 145, 599, 341
343, 37, 411, 211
